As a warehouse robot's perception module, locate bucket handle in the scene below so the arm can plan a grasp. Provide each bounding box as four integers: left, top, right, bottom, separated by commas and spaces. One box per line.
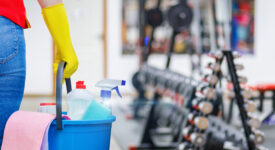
56, 62, 72, 130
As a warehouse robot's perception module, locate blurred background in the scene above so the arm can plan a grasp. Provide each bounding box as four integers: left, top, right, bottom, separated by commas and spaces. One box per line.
20, 0, 275, 149
22, 0, 275, 96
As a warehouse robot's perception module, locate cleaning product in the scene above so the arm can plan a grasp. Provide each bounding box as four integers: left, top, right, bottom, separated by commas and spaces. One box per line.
38, 103, 56, 114
82, 79, 126, 120
66, 81, 94, 120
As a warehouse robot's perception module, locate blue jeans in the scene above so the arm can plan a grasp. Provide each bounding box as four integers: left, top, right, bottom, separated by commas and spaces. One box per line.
0, 16, 26, 147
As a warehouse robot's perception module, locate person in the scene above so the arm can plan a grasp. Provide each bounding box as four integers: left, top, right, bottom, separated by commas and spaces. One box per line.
0, 0, 78, 146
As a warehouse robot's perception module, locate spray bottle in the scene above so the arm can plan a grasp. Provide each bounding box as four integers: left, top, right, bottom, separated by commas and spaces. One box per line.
82, 79, 126, 120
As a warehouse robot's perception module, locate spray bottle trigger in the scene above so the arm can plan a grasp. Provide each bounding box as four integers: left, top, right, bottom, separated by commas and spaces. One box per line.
112, 86, 122, 98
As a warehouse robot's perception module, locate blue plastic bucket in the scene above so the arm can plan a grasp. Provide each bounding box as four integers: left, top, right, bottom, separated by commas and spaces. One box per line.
49, 116, 116, 150
49, 62, 116, 150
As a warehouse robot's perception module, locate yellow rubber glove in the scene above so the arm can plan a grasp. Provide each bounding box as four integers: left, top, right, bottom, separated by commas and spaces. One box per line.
42, 4, 78, 79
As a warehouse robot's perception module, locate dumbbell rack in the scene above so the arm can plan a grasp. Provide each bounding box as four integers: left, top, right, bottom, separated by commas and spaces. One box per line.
222, 50, 256, 150
134, 0, 265, 149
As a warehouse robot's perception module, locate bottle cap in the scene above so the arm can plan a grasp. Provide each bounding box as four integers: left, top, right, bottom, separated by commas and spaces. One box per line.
76, 81, 86, 89
40, 103, 56, 106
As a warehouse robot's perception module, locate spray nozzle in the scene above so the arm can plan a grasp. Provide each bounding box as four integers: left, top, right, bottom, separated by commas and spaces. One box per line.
96, 79, 126, 99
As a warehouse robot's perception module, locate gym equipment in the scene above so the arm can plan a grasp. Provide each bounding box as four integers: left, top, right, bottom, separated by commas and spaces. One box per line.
256, 84, 275, 125
131, 72, 148, 119
146, 8, 163, 28
167, 0, 193, 33
222, 51, 264, 150
131, 0, 165, 119
132, 51, 268, 150
129, 0, 268, 149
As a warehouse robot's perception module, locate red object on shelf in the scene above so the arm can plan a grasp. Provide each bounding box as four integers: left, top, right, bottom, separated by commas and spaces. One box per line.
256, 84, 275, 92
227, 82, 257, 90
40, 103, 56, 106
76, 81, 86, 89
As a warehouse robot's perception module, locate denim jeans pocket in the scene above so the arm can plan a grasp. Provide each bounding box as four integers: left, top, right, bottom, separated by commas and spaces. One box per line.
0, 18, 19, 64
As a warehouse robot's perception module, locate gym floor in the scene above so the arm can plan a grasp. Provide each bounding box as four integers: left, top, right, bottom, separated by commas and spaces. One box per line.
20, 96, 275, 150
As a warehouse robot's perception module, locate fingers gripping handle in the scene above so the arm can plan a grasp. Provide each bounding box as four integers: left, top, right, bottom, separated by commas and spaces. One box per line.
56, 62, 72, 130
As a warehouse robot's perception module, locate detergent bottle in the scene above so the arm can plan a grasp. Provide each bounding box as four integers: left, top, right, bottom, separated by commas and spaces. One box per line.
66, 81, 94, 120
82, 79, 126, 120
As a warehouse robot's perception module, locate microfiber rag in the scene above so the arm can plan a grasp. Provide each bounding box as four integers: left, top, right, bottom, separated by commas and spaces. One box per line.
1, 111, 57, 150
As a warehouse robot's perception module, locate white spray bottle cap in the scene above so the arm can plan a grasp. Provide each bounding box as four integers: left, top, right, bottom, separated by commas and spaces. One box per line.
95, 79, 126, 99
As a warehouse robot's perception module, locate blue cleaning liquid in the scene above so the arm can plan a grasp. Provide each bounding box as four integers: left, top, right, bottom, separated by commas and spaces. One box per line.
82, 100, 111, 120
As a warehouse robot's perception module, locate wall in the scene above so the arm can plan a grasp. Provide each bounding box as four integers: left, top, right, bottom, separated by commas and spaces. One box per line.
64, 0, 104, 95
107, 0, 275, 94
24, 0, 52, 95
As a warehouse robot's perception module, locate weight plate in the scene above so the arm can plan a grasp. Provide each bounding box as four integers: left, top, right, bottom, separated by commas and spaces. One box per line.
146, 8, 164, 27
167, 4, 193, 32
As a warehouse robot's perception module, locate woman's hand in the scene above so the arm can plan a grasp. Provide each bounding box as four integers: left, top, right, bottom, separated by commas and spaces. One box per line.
38, 0, 79, 79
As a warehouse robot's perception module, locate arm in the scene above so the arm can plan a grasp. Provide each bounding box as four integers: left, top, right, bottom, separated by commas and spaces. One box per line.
38, 0, 62, 8
38, 0, 79, 79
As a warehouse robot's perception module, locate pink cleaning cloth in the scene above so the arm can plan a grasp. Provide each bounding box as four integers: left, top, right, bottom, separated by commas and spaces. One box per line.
1, 111, 56, 150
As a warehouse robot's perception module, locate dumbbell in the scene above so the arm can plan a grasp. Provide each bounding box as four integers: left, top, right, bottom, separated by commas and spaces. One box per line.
227, 90, 256, 113
182, 126, 206, 147
248, 113, 262, 129
207, 62, 221, 72
155, 72, 167, 94
162, 72, 176, 95
137, 66, 148, 85
167, 0, 193, 32
235, 64, 244, 71
244, 100, 257, 113
223, 141, 242, 150
202, 74, 219, 86
226, 75, 248, 84
207, 51, 223, 60
173, 78, 186, 95
169, 77, 186, 101
192, 98, 213, 115
188, 113, 209, 130
178, 142, 193, 150
233, 51, 242, 59
227, 88, 253, 99
196, 86, 216, 100
166, 74, 182, 98
242, 88, 253, 99
250, 129, 265, 145
238, 76, 248, 84
146, 8, 163, 28
176, 81, 189, 105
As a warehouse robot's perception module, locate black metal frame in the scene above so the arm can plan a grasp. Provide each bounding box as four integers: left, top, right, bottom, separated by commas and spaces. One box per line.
223, 50, 255, 150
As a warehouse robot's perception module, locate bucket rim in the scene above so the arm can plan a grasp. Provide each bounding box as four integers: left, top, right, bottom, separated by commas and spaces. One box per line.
51, 115, 116, 125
